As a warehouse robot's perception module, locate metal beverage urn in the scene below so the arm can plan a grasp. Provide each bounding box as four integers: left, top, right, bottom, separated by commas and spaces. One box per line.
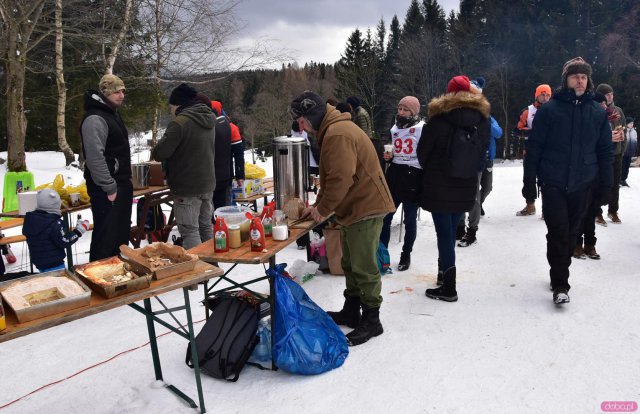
272, 136, 310, 209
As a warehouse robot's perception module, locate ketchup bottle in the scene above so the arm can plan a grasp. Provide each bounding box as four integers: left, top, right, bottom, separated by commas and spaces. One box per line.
213, 217, 229, 253
246, 212, 266, 252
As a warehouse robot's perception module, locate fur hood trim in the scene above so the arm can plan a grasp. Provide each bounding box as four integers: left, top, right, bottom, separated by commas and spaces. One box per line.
427, 91, 491, 119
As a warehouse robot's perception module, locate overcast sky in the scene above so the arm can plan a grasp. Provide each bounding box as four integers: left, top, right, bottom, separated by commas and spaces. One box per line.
232, 0, 459, 67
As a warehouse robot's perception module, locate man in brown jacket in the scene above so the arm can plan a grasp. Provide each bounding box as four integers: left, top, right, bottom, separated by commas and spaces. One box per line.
290, 91, 395, 346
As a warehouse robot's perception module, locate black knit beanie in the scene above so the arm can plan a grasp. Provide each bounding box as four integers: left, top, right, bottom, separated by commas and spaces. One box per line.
289, 91, 327, 131
169, 83, 198, 106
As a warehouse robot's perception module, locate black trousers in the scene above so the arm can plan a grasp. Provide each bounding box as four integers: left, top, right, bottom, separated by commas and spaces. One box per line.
87, 180, 133, 261
609, 154, 623, 213
577, 181, 599, 247
541, 185, 591, 291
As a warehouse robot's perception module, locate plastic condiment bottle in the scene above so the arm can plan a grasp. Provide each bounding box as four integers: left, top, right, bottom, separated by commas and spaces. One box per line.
261, 206, 273, 237
0, 296, 6, 331
228, 225, 241, 248
247, 212, 266, 252
214, 217, 229, 253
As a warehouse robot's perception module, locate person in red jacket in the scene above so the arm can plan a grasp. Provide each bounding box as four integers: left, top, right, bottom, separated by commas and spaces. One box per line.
515, 84, 551, 216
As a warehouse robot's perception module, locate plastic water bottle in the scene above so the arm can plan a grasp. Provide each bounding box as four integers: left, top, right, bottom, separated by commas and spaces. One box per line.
253, 318, 272, 363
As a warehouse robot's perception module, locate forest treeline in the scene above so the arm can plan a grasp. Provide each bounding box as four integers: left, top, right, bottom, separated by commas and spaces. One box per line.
2, 0, 639, 165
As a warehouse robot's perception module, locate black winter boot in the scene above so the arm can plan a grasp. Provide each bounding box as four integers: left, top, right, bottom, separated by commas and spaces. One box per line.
327, 294, 361, 329
425, 266, 458, 302
458, 227, 477, 247
436, 258, 443, 286
346, 305, 383, 346
398, 251, 411, 271
456, 224, 466, 240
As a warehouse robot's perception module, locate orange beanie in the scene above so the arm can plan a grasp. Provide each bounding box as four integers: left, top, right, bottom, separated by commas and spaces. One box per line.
535, 84, 552, 99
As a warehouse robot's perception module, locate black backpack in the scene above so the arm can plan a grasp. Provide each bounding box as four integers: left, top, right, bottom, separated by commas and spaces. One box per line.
446, 122, 485, 179
185, 296, 259, 382
136, 198, 165, 232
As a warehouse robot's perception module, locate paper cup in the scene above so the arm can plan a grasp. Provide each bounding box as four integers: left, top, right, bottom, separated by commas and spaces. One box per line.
70, 192, 81, 206
384, 144, 393, 154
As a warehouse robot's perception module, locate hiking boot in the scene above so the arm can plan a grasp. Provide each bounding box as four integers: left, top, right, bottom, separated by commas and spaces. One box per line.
458, 227, 477, 247
553, 289, 570, 305
346, 305, 383, 346
595, 214, 607, 227
584, 245, 601, 260
426, 267, 458, 302
455, 224, 466, 240
573, 244, 586, 259
516, 203, 536, 216
327, 294, 361, 329
397, 251, 411, 271
607, 212, 621, 224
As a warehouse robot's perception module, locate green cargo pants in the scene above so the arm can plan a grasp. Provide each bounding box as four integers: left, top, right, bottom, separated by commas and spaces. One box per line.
340, 216, 383, 308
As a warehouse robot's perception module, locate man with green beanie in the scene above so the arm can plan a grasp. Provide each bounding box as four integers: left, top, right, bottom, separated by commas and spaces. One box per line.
289, 91, 394, 346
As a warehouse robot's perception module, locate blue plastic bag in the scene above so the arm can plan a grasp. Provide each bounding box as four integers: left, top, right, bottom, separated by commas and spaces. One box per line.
377, 242, 392, 275
268, 264, 348, 375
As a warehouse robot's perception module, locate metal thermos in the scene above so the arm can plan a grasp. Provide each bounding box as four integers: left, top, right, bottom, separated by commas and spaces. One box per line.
272, 136, 309, 209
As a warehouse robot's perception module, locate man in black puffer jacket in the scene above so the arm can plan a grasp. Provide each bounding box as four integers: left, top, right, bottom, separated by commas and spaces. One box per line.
523, 57, 613, 305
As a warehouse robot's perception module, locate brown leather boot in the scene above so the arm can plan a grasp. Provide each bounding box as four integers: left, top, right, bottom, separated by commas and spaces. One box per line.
516, 202, 536, 216
584, 245, 601, 259
573, 244, 585, 259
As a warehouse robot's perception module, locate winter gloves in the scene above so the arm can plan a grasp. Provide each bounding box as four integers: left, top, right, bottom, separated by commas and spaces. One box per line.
75, 219, 90, 236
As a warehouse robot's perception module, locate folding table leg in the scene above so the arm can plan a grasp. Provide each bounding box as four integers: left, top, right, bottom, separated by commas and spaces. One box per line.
143, 298, 163, 380
268, 256, 277, 371
184, 288, 207, 413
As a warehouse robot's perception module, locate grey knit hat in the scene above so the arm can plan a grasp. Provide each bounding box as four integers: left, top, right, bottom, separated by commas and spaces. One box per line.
596, 83, 614, 95
37, 188, 61, 215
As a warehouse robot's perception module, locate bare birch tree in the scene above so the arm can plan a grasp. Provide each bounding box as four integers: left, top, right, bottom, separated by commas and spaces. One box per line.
54, 0, 75, 166
135, 0, 287, 143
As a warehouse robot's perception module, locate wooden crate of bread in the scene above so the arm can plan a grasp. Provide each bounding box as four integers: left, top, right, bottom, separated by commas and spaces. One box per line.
75, 257, 151, 299
0, 270, 91, 323
119, 243, 198, 280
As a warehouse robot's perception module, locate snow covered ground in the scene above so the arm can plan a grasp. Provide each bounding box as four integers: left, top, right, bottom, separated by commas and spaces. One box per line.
1, 149, 639, 414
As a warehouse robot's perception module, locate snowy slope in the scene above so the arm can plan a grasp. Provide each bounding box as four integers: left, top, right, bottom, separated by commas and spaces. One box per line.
1, 150, 639, 414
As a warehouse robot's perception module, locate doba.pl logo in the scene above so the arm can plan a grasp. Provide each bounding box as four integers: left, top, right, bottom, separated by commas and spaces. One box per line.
601, 401, 638, 412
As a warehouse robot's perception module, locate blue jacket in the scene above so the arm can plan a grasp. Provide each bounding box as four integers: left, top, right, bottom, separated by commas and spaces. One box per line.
524, 89, 613, 192
22, 210, 81, 270
488, 116, 503, 160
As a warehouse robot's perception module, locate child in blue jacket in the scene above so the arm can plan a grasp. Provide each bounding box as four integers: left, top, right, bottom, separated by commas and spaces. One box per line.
22, 189, 90, 272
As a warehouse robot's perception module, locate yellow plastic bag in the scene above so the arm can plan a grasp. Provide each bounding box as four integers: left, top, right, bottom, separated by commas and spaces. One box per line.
245, 163, 266, 179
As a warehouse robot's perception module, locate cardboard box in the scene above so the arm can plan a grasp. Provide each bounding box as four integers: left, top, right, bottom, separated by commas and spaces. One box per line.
119, 243, 198, 280
75, 257, 151, 299
232, 178, 263, 199
18, 191, 38, 215
0, 270, 92, 323
148, 161, 166, 186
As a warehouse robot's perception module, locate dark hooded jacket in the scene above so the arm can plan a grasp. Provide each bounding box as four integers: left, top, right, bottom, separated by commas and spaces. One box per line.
417, 91, 491, 213
22, 210, 81, 270
152, 103, 216, 196
523, 89, 613, 193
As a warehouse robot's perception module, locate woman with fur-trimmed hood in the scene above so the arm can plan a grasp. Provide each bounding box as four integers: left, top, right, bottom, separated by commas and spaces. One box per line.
416, 75, 491, 302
